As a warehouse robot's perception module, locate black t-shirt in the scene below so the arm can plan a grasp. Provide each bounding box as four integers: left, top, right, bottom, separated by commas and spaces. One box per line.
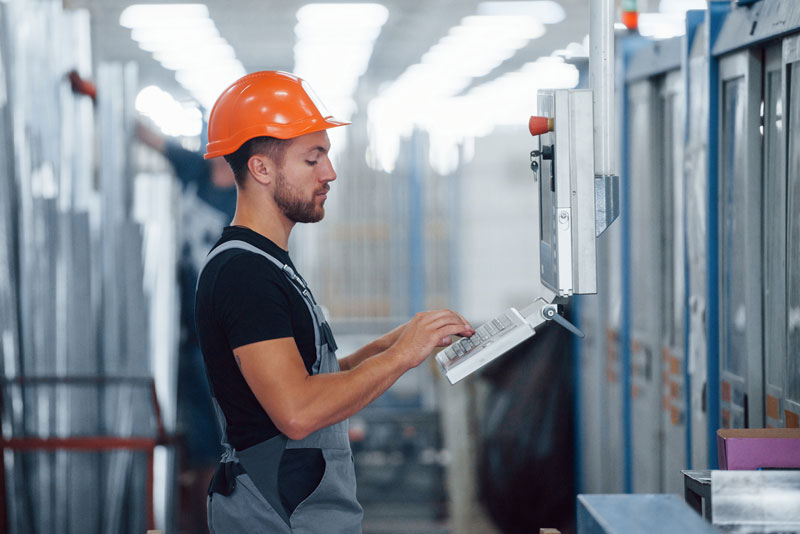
195, 226, 325, 513
195, 226, 319, 449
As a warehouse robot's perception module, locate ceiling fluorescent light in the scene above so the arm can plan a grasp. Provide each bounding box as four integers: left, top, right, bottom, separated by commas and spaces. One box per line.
638, 12, 686, 39
294, 3, 389, 122
128, 17, 217, 33
477, 1, 565, 24
135, 85, 202, 137
658, 0, 707, 14
154, 43, 235, 66
296, 3, 388, 26
120, 4, 209, 28
121, 4, 245, 114
459, 15, 546, 40
131, 24, 219, 44
367, 5, 552, 174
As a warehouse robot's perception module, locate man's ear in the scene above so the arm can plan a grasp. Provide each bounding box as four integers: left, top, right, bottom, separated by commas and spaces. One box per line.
247, 154, 273, 186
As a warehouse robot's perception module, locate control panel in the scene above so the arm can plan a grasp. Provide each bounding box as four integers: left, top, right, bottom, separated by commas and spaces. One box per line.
533, 89, 598, 297
438, 88, 607, 384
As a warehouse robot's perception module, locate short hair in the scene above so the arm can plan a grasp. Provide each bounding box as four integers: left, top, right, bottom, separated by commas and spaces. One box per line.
223, 136, 290, 188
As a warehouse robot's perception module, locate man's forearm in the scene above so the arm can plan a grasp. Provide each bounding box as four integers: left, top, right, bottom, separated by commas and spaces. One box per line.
239, 311, 472, 441
338, 336, 391, 371
286, 347, 407, 438
338, 322, 407, 371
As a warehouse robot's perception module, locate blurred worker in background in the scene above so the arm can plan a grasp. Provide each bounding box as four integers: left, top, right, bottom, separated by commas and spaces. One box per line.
196, 70, 475, 533
136, 121, 233, 534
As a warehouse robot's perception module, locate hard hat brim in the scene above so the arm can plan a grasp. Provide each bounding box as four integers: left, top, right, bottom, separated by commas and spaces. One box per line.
204, 116, 350, 159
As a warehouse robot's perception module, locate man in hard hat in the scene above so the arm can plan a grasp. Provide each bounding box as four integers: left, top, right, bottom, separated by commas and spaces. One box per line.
195, 71, 474, 533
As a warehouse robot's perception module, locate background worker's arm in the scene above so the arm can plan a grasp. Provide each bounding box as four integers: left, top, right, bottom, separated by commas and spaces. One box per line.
234, 310, 474, 440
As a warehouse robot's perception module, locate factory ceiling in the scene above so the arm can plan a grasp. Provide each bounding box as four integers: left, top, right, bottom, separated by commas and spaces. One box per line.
65, 0, 591, 112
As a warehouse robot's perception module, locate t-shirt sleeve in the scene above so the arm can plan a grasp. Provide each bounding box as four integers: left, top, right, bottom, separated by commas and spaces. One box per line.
213, 253, 294, 349
163, 141, 209, 188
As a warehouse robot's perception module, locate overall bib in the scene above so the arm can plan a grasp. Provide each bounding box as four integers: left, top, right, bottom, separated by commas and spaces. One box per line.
199, 240, 363, 533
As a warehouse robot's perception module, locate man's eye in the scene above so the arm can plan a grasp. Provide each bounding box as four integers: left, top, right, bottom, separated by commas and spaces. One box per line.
306, 160, 318, 166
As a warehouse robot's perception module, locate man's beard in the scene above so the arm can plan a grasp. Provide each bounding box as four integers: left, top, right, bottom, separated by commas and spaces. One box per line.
273, 170, 328, 223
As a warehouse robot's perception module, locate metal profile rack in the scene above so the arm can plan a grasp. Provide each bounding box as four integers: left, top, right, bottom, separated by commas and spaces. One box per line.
0, 376, 175, 532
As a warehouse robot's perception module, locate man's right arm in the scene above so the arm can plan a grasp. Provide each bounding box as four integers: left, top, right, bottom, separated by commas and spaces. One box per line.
336, 322, 405, 372
234, 310, 474, 440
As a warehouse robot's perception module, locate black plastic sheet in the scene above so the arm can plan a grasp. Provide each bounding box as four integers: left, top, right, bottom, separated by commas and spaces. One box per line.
477, 319, 575, 534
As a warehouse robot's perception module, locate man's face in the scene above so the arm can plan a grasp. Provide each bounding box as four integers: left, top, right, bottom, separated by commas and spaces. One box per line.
272, 130, 336, 223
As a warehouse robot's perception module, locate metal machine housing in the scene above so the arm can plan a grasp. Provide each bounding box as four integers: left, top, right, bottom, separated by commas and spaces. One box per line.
536, 89, 598, 297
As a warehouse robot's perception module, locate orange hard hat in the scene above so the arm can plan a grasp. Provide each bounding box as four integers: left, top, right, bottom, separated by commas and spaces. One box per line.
204, 71, 350, 159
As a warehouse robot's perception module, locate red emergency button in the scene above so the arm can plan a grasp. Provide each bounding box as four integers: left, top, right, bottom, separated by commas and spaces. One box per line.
529, 116, 554, 136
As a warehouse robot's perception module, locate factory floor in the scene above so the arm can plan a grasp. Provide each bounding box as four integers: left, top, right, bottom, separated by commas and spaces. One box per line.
362, 502, 449, 534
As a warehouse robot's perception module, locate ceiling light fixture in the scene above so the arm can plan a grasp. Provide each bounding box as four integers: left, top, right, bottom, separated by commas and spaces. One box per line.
120, 3, 245, 115
636, 0, 707, 40
367, 8, 549, 173
293, 3, 388, 121
294, 3, 389, 158
135, 85, 202, 137
477, 1, 566, 25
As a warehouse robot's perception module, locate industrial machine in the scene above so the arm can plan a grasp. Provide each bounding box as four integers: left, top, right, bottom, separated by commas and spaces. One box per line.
437, 0, 618, 384
437, 89, 618, 384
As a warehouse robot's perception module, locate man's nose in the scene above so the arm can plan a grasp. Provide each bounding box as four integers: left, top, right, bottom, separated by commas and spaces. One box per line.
320, 158, 337, 183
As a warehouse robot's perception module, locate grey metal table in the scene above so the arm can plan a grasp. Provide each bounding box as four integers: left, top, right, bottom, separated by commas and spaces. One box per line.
577, 494, 719, 533
682, 469, 712, 521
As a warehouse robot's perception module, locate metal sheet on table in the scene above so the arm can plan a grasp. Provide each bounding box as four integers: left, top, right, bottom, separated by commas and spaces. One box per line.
712, 470, 800, 531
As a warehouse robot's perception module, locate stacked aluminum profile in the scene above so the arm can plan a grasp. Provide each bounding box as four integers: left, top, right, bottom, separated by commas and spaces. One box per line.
0, 1, 179, 533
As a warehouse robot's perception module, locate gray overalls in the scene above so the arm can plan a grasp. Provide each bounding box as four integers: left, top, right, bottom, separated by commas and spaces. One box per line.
199, 240, 363, 533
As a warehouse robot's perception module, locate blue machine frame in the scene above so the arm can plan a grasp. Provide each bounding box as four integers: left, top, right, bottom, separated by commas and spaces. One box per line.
575, 0, 800, 493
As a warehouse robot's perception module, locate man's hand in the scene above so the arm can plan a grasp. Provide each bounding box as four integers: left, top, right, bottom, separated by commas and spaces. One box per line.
389, 310, 474, 371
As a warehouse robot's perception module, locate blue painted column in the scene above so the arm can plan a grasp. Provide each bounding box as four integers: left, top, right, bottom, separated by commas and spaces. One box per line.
619, 34, 649, 493
620, 40, 633, 495
705, 1, 730, 470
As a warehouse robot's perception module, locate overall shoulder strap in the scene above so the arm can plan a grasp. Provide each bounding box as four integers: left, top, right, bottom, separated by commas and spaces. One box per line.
197, 240, 329, 352
199, 239, 284, 279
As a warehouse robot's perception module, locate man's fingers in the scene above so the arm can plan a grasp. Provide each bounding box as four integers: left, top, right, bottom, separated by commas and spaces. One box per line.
453, 311, 473, 330
427, 314, 471, 333
435, 323, 475, 344
415, 309, 455, 326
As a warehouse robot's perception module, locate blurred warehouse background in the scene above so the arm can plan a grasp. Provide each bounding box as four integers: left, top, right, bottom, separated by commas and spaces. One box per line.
1, 0, 798, 533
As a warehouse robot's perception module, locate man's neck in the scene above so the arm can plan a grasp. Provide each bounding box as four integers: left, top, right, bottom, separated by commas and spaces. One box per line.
231, 193, 294, 250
